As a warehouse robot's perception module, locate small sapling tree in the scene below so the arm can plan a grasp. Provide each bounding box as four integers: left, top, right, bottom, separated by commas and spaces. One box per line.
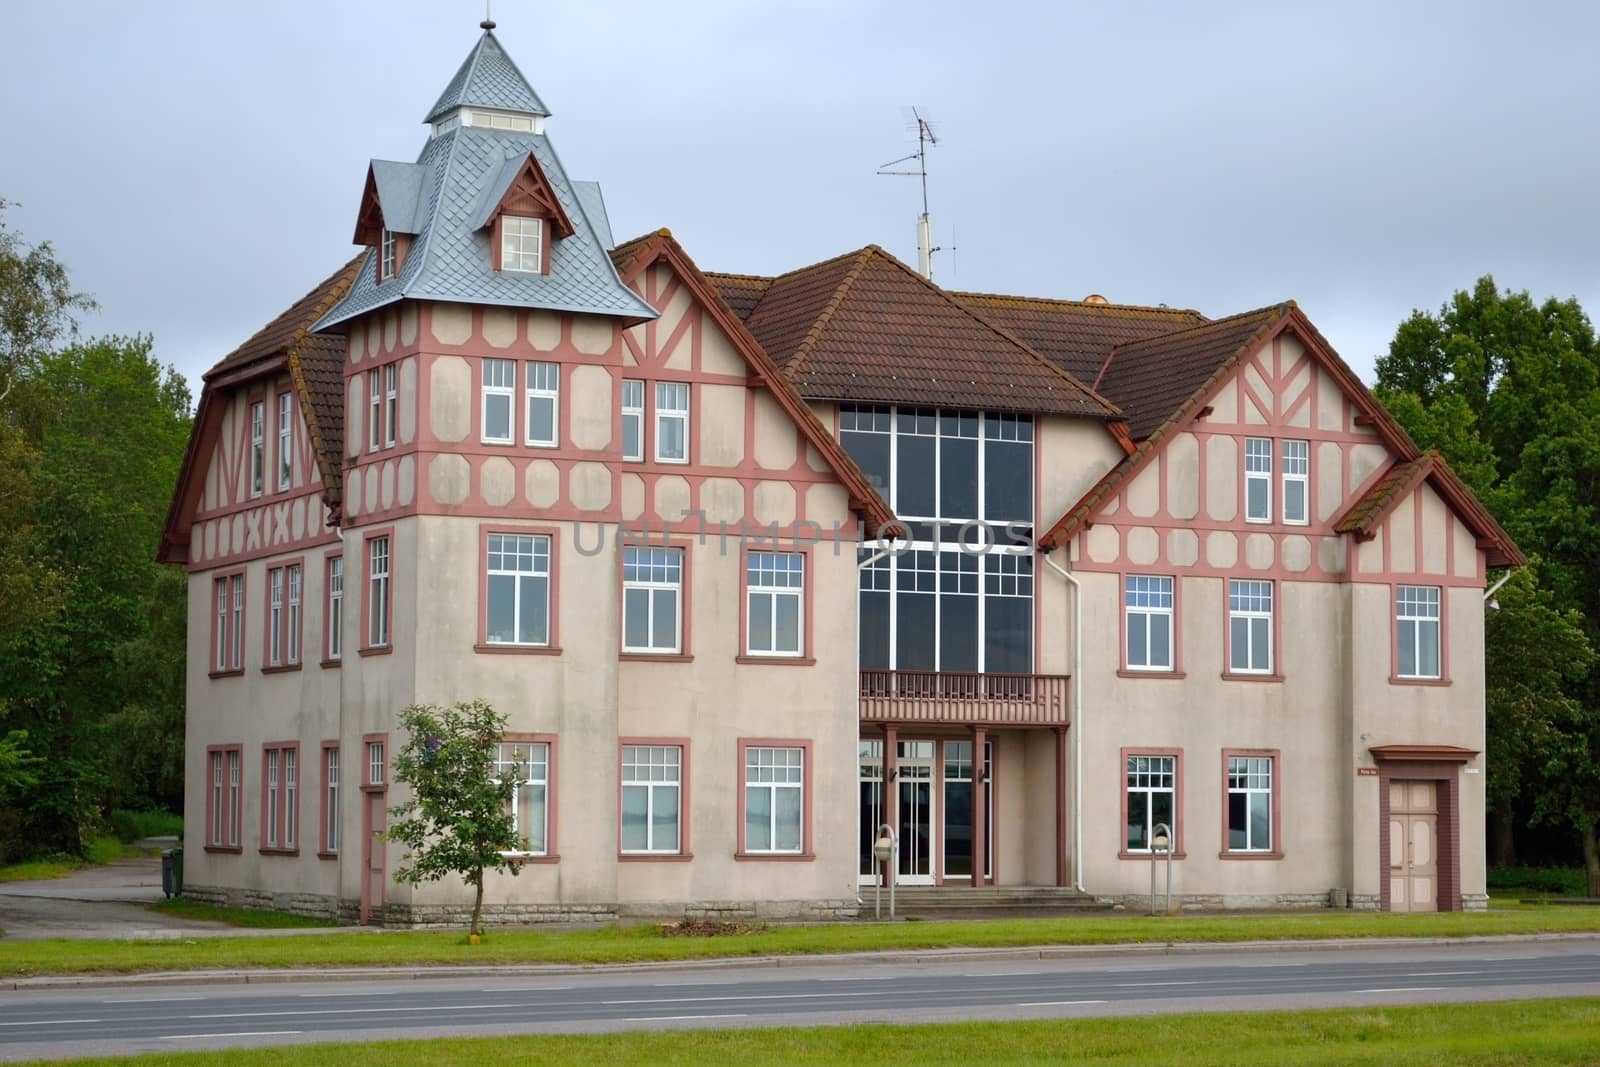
385, 700, 521, 937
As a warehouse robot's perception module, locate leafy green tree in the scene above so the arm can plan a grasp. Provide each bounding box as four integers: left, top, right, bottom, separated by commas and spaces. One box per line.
386, 701, 522, 936
1376, 275, 1600, 889
0, 198, 94, 408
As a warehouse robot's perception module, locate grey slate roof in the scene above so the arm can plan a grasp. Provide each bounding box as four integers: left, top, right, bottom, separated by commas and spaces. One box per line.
573, 181, 613, 251
425, 30, 549, 122
315, 125, 657, 330
371, 160, 430, 233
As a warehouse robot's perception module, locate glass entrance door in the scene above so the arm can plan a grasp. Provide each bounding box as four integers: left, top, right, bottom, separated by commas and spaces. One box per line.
896, 741, 935, 884
941, 740, 994, 881
858, 741, 884, 884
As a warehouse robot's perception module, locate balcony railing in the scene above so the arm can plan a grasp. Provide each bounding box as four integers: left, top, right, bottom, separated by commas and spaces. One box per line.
859, 670, 1070, 726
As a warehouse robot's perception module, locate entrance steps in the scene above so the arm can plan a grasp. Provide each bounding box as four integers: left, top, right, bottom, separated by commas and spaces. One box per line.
864, 884, 1115, 919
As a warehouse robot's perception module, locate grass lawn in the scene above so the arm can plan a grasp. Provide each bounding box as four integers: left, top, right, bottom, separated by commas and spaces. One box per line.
19, 999, 1600, 1066
2, 901, 1599, 978
145, 900, 336, 929
0, 859, 80, 883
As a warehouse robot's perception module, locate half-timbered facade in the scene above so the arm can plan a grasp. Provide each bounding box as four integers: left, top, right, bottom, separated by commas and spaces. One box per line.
164, 24, 1518, 922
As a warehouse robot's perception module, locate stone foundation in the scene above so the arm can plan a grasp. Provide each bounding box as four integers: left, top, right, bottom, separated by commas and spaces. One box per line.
1462, 892, 1489, 912
1101, 890, 1347, 912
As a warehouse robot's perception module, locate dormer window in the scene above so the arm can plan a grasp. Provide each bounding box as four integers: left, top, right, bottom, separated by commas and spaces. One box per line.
502, 217, 543, 273
379, 229, 397, 281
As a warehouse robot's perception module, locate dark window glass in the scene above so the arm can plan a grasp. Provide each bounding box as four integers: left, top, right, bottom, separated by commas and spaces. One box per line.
984, 439, 1032, 522
895, 591, 936, 670
939, 592, 978, 673
940, 435, 978, 520
943, 781, 973, 877
897, 434, 936, 516
1228, 792, 1248, 850
840, 430, 890, 500
859, 590, 891, 669
984, 596, 1032, 674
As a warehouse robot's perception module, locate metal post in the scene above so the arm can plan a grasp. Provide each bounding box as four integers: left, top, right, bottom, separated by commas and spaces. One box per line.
1151, 822, 1172, 916
872, 824, 897, 920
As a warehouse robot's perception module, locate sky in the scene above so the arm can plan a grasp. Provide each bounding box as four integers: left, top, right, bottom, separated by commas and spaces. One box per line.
4, 0, 1598, 397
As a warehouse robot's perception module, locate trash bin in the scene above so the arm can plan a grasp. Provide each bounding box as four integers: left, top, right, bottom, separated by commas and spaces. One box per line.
161, 847, 183, 899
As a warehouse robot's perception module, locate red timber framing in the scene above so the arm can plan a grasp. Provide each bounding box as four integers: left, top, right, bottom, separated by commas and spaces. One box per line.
1371, 744, 1476, 913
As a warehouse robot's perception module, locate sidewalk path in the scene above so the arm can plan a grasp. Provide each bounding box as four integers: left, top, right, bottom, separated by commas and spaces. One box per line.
0, 857, 236, 941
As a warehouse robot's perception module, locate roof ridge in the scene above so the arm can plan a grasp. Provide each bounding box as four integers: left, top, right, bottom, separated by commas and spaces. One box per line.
208, 260, 365, 379
784, 248, 876, 382
763, 245, 878, 285
952, 289, 1207, 318
395, 128, 469, 301
286, 258, 365, 501
1112, 301, 1294, 352
864, 246, 1122, 419
703, 271, 773, 283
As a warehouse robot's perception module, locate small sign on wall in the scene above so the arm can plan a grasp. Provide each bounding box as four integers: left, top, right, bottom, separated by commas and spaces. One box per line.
1357, 767, 1379, 777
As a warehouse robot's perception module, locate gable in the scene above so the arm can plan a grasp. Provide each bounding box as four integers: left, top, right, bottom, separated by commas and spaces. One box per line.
473, 152, 576, 239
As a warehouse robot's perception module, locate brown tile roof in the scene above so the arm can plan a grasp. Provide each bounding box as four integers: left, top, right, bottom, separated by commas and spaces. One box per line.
704, 272, 771, 322
1334, 454, 1433, 535
728, 246, 1118, 418
1096, 305, 1292, 440
1332, 451, 1523, 567
950, 292, 1207, 388
205, 258, 364, 381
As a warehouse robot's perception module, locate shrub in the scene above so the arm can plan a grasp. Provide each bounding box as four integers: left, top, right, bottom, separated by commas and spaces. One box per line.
1487, 867, 1586, 896
84, 835, 125, 865
107, 809, 182, 843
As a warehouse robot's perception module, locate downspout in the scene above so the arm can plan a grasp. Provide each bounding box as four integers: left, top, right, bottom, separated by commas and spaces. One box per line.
1483, 569, 1514, 604
1041, 551, 1085, 893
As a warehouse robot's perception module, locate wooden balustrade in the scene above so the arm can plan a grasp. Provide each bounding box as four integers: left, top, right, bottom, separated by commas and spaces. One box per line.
858, 670, 1070, 726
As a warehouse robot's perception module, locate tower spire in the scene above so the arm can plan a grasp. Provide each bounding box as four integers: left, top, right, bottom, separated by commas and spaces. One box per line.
481, 0, 495, 30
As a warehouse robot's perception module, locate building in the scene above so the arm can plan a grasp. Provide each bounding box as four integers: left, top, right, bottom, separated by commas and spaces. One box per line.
161, 24, 1521, 922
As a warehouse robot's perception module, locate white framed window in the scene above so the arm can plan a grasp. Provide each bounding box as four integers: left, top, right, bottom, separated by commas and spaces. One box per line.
284, 747, 296, 850
746, 551, 804, 657
501, 216, 543, 273
744, 746, 803, 854
249, 401, 265, 497
524, 361, 559, 447
621, 744, 681, 853
1245, 437, 1272, 523
384, 363, 397, 448
379, 228, 397, 281
1125, 575, 1174, 671
268, 567, 284, 666
621, 378, 644, 461
1125, 754, 1176, 852
493, 741, 550, 855
231, 576, 244, 670
324, 747, 339, 853
1228, 579, 1274, 674
227, 749, 242, 847
1227, 755, 1273, 852
213, 574, 245, 672
368, 536, 390, 648
1397, 585, 1442, 679
214, 579, 228, 671
266, 748, 280, 847
622, 546, 682, 654
209, 751, 224, 845
486, 533, 551, 646
654, 381, 689, 463
1282, 439, 1309, 525
368, 371, 381, 452
287, 564, 302, 665
326, 557, 343, 662
481, 358, 515, 444
277, 393, 293, 490
367, 740, 385, 787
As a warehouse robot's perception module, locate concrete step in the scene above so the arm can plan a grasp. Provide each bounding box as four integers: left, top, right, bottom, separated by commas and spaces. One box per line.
863, 885, 1117, 917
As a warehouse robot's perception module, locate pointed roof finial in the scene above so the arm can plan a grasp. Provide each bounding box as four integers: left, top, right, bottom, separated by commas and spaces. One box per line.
481, 0, 495, 30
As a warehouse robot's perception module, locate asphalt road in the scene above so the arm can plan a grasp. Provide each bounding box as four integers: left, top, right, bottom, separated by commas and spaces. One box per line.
2, 940, 1599, 1060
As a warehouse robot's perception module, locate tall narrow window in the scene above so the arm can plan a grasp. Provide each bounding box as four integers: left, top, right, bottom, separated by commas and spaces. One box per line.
277, 393, 293, 490
230, 576, 244, 670
368, 371, 381, 452
482, 358, 515, 444
621, 744, 681, 853
1227, 755, 1273, 852
284, 747, 298, 850
265, 748, 281, 847
324, 746, 340, 853
214, 578, 231, 671
368, 536, 390, 648
1125, 754, 1176, 852
1282, 440, 1309, 525
622, 546, 682, 653
250, 401, 265, 497
744, 746, 804, 853
1228, 579, 1274, 674
485, 533, 551, 646
1397, 585, 1442, 679
367, 740, 386, 786
1244, 437, 1272, 522
501, 216, 543, 273
1125, 575, 1175, 671
525, 361, 559, 447
268, 567, 284, 666
379, 228, 397, 280
621, 379, 644, 461
384, 363, 397, 448
654, 382, 689, 463
227, 749, 242, 847
214, 574, 245, 672
209, 751, 224, 845
286, 564, 302, 665
494, 741, 550, 855
746, 552, 804, 657
326, 557, 343, 662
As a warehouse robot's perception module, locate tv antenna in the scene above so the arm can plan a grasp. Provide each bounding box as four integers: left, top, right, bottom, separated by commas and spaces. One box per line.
878, 107, 941, 280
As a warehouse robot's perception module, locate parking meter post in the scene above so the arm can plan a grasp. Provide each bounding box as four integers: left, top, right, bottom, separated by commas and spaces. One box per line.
871, 825, 896, 920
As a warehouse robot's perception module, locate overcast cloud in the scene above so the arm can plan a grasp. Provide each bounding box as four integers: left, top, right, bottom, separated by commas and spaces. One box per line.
4, 0, 1598, 394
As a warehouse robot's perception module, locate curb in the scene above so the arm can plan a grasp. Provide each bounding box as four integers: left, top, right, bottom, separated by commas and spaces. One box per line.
7, 932, 1600, 992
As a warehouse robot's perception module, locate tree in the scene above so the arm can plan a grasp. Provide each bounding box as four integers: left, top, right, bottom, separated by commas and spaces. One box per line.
385, 701, 522, 936
1376, 275, 1600, 890
0, 197, 95, 408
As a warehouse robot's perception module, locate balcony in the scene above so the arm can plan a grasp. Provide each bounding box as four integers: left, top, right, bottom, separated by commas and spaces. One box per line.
859, 670, 1070, 727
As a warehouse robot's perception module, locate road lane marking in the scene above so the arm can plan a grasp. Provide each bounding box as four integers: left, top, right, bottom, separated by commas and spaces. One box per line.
190, 1003, 520, 1020
621, 1014, 748, 1022
1402, 971, 1481, 977
816, 975, 899, 981
603, 991, 882, 1005
963, 972, 1042, 978
1112, 980, 1202, 987
101, 996, 205, 1004
482, 985, 572, 992
161, 1031, 302, 1040
1018, 1000, 1107, 1007
294, 991, 403, 998
1353, 987, 1443, 993
0, 1019, 103, 1027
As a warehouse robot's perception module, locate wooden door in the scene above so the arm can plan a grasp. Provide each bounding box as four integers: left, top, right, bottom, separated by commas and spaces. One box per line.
360, 791, 387, 924
1388, 781, 1438, 913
